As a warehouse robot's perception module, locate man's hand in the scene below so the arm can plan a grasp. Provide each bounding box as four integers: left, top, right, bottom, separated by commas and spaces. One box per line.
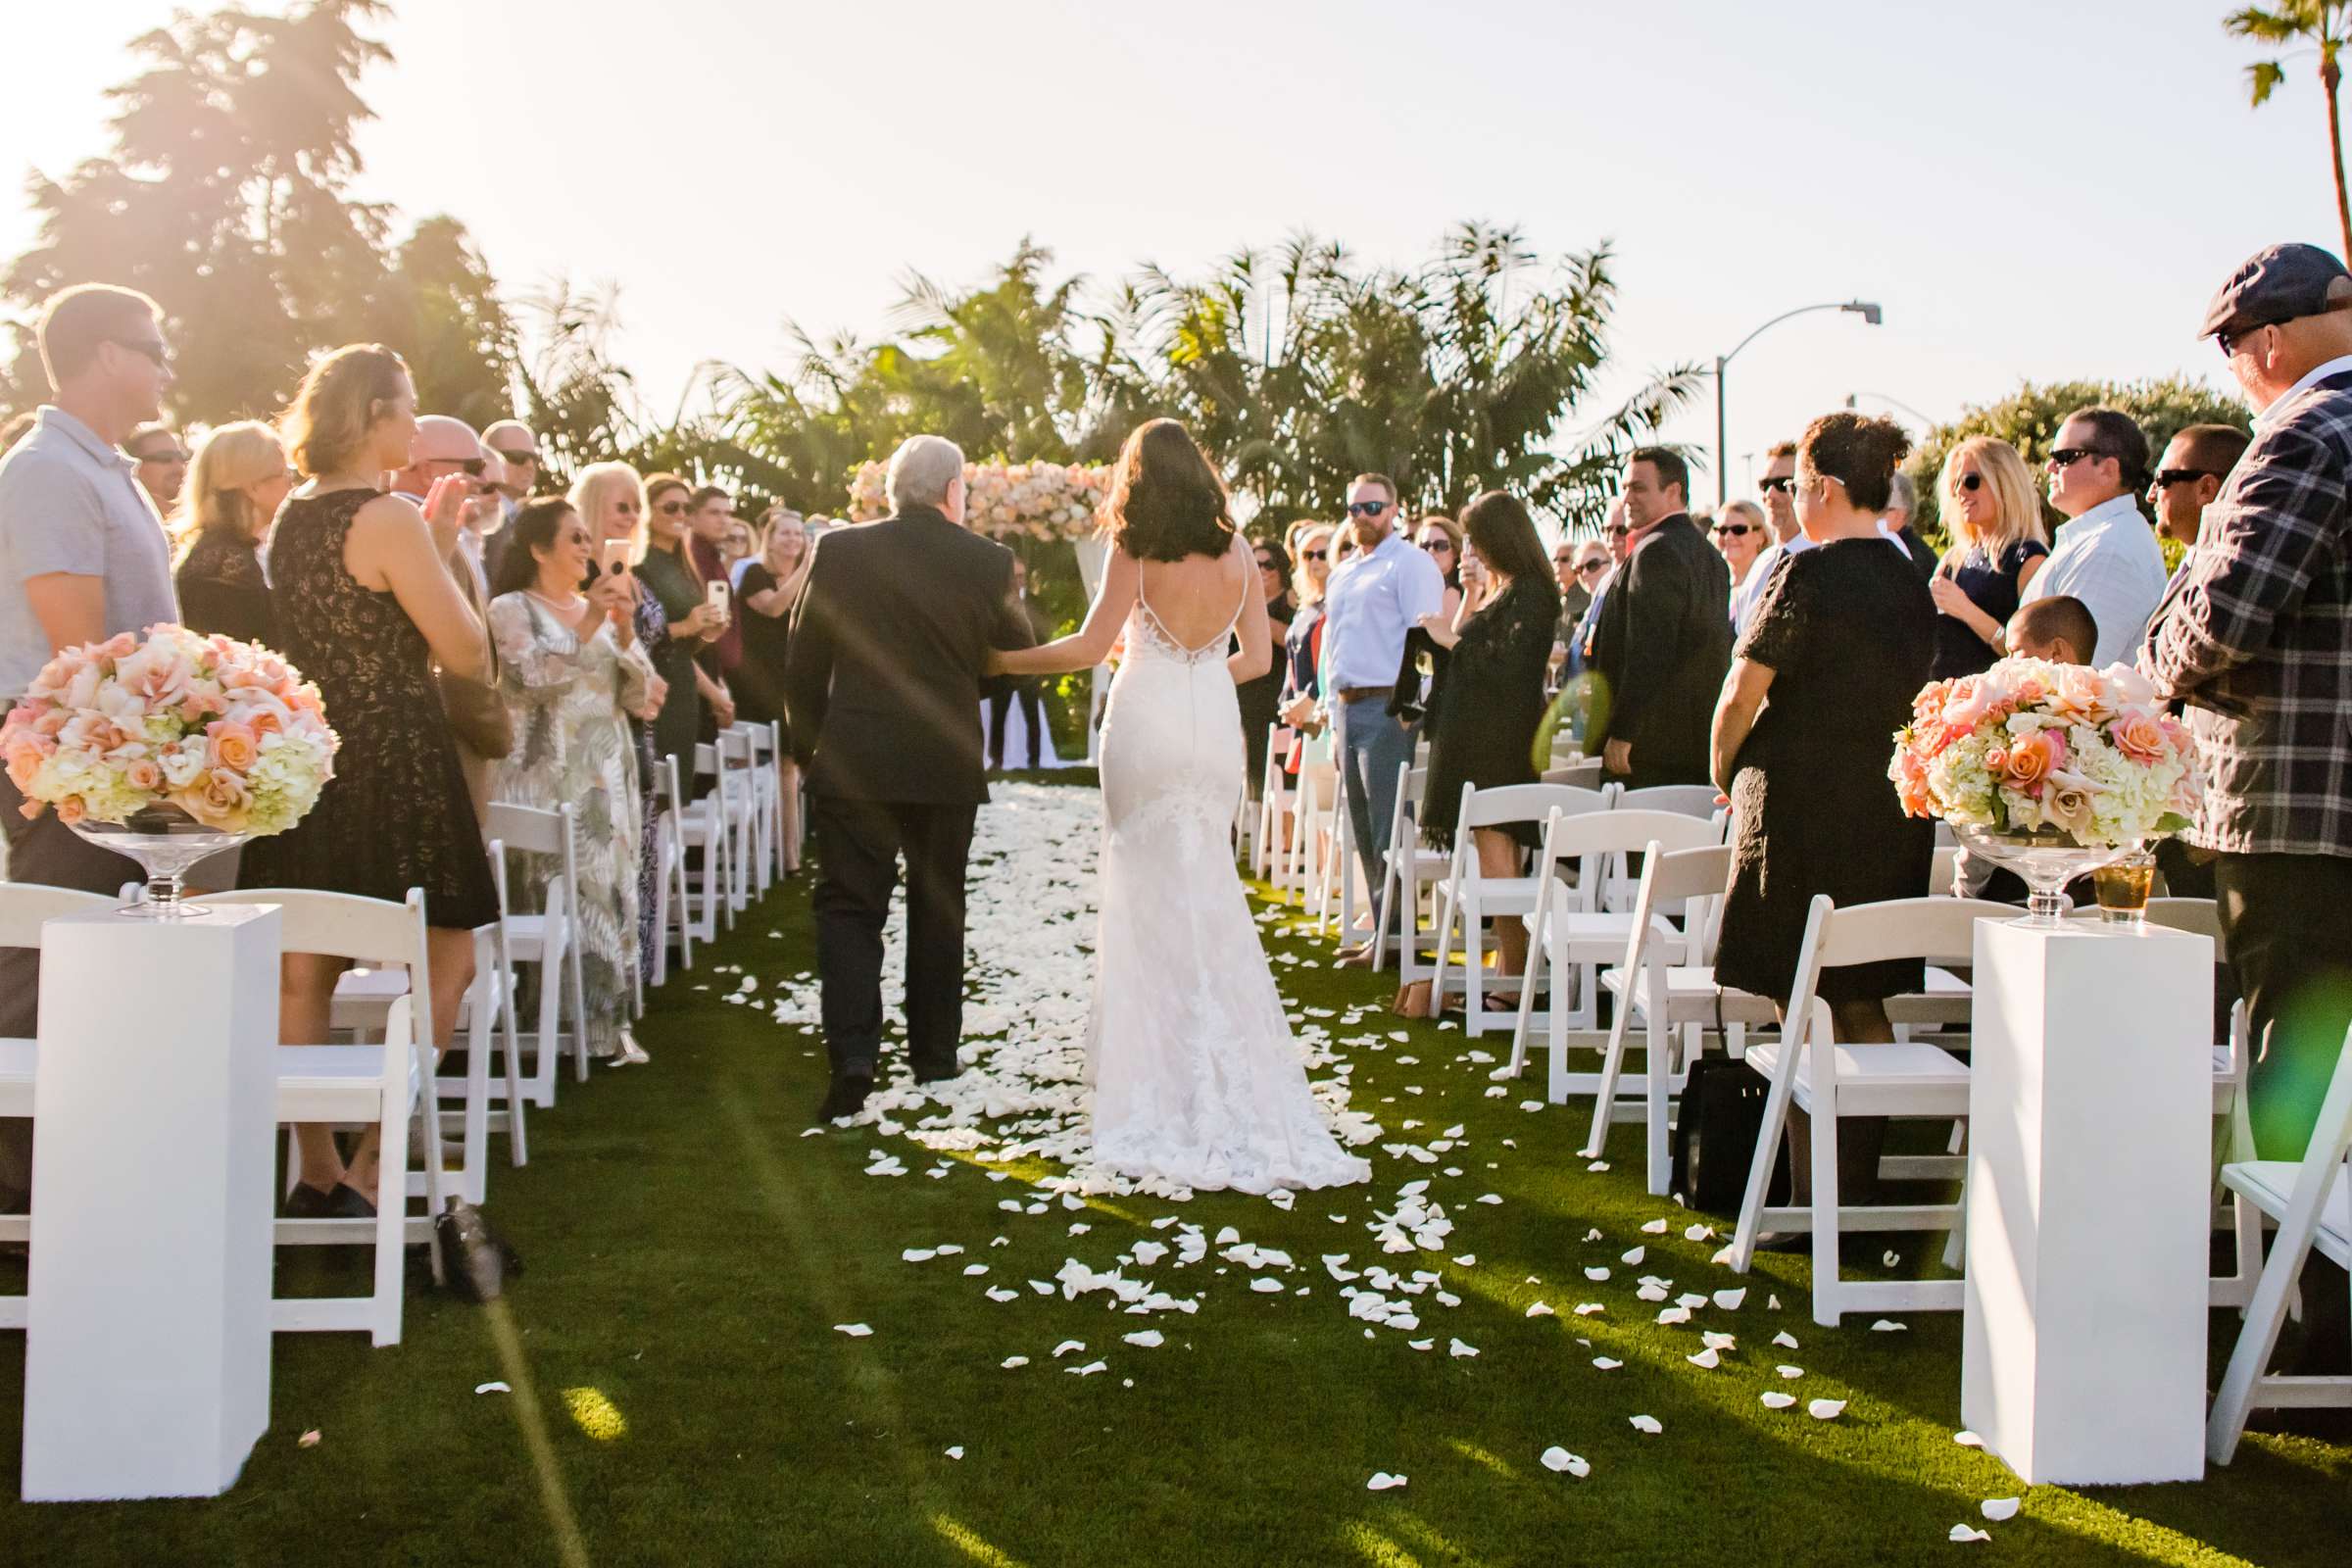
1603, 737, 1633, 777
1281, 694, 1317, 728
710, 687, 736, 730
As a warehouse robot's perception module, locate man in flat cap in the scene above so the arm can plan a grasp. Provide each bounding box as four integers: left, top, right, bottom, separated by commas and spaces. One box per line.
2143, 242, 2352, 1371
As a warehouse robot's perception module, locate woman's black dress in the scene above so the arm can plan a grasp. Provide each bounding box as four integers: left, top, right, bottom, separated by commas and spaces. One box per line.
243, 488, 499, 929
175, 529, 275, 648
1715, 539, 1934, 1006
1415, 578, 1559, 851
634, 545, 705, 770
1237, 590, 1293, 796
1929, 538, 2049, 681
732, 561, 792, 740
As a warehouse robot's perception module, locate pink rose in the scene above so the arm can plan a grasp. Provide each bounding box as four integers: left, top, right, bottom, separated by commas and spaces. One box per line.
2049, 663, 2113, 723
1892, 749, 1932, 816
2002, 729, 2065, 796
2043, 769, 2097, 840
2110, 707, 2166, 764
123, 758, 162, 792
5, 746, 42, 791
206, 720, 260, 772
94, 632, 138, 661
178, 769, 250, 829
54, 797, 85, 827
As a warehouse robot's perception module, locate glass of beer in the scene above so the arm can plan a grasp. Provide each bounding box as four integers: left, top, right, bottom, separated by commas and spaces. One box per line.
2093, 847, 2155, 924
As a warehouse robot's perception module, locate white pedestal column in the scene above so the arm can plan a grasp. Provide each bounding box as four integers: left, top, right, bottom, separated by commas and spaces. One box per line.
22, 904, 282, 1502
1961, 917, 2210, 1486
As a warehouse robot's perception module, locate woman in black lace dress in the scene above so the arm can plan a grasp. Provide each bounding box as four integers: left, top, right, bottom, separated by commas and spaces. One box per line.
243, 344, 500, 1219
173, 420, 294, 647
1410, 490, 1561, 987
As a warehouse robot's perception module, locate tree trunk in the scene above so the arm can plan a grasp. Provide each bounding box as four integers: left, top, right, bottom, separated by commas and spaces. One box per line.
2328, 52, 2352, 266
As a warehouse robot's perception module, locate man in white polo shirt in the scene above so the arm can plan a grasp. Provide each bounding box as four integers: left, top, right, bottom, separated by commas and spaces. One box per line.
1298, 472, 1444, 966
2022, 406, 2169, 668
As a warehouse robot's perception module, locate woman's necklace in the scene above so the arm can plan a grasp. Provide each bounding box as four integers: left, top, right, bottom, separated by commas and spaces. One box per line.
526, 585, 586, 616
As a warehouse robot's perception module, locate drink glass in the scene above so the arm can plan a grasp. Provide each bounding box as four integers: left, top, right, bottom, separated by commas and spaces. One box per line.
2093, 848, 2155, 924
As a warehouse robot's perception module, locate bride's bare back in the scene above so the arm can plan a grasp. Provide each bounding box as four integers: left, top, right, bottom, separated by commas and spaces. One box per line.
1135, 536, 1251, 652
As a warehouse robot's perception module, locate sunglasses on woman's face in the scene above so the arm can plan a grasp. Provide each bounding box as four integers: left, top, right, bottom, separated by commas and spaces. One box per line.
1954, 471, 1986, 493
1255, 557, 1278, 570
1714, 522, 1753, 538
1577, 560, 1609, 575
1420, 538, 1453, 554
656, 499, 689, 514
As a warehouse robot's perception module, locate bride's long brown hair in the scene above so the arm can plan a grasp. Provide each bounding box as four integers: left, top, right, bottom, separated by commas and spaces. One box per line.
1102, 418, 1236, 563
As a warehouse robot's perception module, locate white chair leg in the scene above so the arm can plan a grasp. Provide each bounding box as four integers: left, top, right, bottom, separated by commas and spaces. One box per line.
1811, 1088, 1843, 1328
1730, 1025, 1803, 1274
1509, 898, 1547, 1083
1581, 969, 1639, 1158
1644, 994, 1673, 1198
1461, 897, 1486, 1035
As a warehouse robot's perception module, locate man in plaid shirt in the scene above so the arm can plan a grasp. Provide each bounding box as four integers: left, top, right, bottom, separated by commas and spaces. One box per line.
2143, 243, 2352, 1176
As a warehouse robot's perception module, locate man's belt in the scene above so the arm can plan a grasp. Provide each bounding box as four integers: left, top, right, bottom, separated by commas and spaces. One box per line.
1334, 685, 1394, 705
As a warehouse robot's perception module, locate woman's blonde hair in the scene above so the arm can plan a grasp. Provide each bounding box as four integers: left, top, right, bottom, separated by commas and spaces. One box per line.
569, 461, 647, 565
280, 343, 409, 479
1285, 517, 1334, 605
1937, 436, 2047, 556
179, 420, 286, 549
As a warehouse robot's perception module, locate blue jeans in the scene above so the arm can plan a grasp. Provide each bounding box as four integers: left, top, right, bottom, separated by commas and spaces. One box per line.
1336, 699, 1417, 940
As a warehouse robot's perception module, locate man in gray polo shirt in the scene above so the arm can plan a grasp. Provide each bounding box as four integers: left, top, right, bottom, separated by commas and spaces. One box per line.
0, 284, 179, 1202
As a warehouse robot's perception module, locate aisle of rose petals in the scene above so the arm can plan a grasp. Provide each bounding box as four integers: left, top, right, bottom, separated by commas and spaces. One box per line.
740, 785, 2026, 1532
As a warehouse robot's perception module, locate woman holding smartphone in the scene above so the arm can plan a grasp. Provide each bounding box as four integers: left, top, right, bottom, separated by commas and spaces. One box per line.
735, 510, 814, 871
637, 472, 732, 774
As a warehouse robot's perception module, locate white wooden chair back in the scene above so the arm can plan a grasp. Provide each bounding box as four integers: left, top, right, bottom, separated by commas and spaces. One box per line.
1931, 845, 1960, 896
1542, 759, 1606, 791
1458, 781, 1607, 835
485, 800, 568, 858
209, 887, 431, 976
0, 885, 117, 954
1613, 784, 1724, 820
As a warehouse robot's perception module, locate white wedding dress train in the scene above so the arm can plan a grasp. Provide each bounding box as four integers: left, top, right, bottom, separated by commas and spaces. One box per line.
1087, 585, 1371, 1194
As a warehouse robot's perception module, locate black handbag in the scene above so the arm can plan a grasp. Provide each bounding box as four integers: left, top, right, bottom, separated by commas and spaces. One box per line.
1669, 1054, 1791, 1216
432, 1200, 522, 1302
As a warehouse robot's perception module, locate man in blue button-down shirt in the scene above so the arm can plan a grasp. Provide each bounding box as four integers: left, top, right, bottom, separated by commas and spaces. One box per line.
0, 284, 179, 1206
1302, 472, 1444, 965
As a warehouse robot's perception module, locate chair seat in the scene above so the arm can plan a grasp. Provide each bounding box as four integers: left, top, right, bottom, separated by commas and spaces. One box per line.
277, 1044, 413, 1121
2222, 1161, 2352, 1269
1387, 847, 1449, 875
503, 913, 564, 962
0, 1037, 32, 1114
1456, 875, 1544, 914
1600, 963, 1781, 1024
1745, 1038, 1971, 1114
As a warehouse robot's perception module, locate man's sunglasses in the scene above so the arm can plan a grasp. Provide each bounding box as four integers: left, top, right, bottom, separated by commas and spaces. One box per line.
1346, 501, 1391, 517
493, 447, 540, 466
1758, 475, 1795, 495
1713, 522, 1753, 538
2154, 467, 2218, 489
432, 456, 490, 477
107, 338, 170, 369
1605, 523, 1630, 538
2047, 447, 2107, 470
133, 446, 190, 465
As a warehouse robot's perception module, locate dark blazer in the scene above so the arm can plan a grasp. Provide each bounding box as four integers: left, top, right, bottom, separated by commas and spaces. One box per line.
784, 505, 1034, 805
1592, 512, 1734, 781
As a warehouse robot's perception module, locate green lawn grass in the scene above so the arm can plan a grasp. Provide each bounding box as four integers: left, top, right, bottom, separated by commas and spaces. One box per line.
1, 780, 2344, 1567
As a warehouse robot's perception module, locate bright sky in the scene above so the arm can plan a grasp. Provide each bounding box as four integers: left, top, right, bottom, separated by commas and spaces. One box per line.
0, 0, 2327, 500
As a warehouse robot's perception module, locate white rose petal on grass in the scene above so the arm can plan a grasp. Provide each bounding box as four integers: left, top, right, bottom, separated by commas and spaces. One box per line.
1702, 1332, 1737, 1352
1453, 1253, 1478, 1267
1449, 1339, 1480, 1358
834, 1324, 874, 1338
1871, 1319, 1908, 1333
1122, 1331, 1164, 1349
1250, 1278, 1284, 1294
1592, 1356, 1623, 1371
1684, 1223, 1717, 1242
1540, 1446, 1592, 1479
1366, 1472, 1408, 1492
1686, 1348, 1722, 1369
1574, 1302, 1605, 1317
1629, 1415, 1662, 1435
1768, 1294, 1782, 1311
962, 1265, 989, 1277
1760, 1391, 1797, 1410
1001, 1356, 1029, 1369
1408, 1339, 1435, 1351
1586, 1160, 1610, 1172
1518, 1100, 1544, 1112
473, 1381, 512, 1396
1657, 1306, 1692, 1326
1636, 1284, 1670, 1302
984, 1288, 1017, 1304
1582, 1229, 1603, 1244
945, 1446, 964, 1459
1773, 1331, 1801, 1349
1807, 1399, 1847, 1420
1641, 1218, 1670, 1235
1953, 1430, 1984, 1448
1950, 1526, 1991, 1544
1777, 1364, 1804, 1380
1053, 1340, 1087, 1358
1476, 1194, 1504, 1206
1981, 1498, 2021, 1522
1621, 1247, 1646, 1265
1066, 1361, 1107, 1377
1584, 1266, 1611, 1282
1713, 1289, 1747, 1310
1525, 1301, 1556, 1319
1028, 1281, 1055, 1296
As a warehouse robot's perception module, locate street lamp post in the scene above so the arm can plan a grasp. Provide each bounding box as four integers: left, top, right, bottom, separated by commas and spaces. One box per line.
1713, 301, 1883, 506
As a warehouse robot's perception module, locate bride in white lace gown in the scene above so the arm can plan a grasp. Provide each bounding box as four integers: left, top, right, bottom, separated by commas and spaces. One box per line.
990, 420, 1370, 1193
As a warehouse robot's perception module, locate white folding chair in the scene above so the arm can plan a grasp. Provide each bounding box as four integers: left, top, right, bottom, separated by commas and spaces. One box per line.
211, 887, 454, 1347
1372, 762, 1446, 979
1727, 894, 2013, 1326
2207, 1022, 2352, 1463
487, 801, 592, 1102
1251, 725, 1293, 880
1542, 760, 1607, 791
1282, 751, 1338, 906
653, 758, 694, 977
1614, 784, 1727, 820
1427, 782, 1610, 1036
676, 749, 729, 948
0, 885, 122, 1331
715, 728, 760, 918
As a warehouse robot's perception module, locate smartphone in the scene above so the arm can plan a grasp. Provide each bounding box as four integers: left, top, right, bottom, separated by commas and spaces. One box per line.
601, 539, 631, 577
705, 578, 730, 618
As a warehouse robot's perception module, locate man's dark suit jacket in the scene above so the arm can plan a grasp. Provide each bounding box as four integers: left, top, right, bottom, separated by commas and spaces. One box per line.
783, 505, 1035, 805
1591, 512, 1734, 783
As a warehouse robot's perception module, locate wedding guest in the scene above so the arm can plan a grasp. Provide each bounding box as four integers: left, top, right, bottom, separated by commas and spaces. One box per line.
2020, 406, 2168, 667
572, 462, 697, 977
2144, 243, 2352, 1182
1712, 499, 1768, 599
1877, 470, 1938, 584
173, 419, 292, 647
686, 484, 745, 684
1237, 537, 1293, 801
637, 473, 730, 771
488, 498, 659, 1065
2148, 423, 2253, 550
738, 508, 814, 868
982, 557, 1058, 771
125, 421, 190, 516
1566, 521, 1620, 678
385, 415, 508, 819
1278, 521, 1337, 778
2008, 593, 2097, 666
478, 417, 540, 580
1733, 442, 1805, 634
0, 283, 178, 1207
737, 506, 802, 589
1926, 437, 2050, 680
1711, 412, 1935, 1218
1415, 514, 1466, 623
245, 343, 497, 1217
1319, 473, 1446, 967
1590, 447, 1733, 788
1410, 491, 1561, 992
1552, 535, 1593, 629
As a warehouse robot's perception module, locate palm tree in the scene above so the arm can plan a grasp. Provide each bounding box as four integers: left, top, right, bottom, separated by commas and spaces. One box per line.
2229, 3, 2352, 263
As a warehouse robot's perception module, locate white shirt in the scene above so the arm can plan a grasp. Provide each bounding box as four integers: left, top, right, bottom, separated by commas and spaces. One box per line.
2257, 352, 2352, 424
1320, 526, 1446, 693
2019, 491, 2169, 668
1731, 531, 1814, 638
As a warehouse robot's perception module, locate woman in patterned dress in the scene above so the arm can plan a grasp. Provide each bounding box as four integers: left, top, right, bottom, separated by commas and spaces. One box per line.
488, 498, 661, 1063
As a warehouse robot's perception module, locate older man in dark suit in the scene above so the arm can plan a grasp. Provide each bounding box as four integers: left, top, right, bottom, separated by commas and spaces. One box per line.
1590, 447, 1734, 789
785, 435, 1036, 1121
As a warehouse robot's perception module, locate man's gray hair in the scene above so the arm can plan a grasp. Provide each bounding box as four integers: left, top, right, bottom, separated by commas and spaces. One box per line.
886, 434, 965, 512
1886, 470, 1917, 516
